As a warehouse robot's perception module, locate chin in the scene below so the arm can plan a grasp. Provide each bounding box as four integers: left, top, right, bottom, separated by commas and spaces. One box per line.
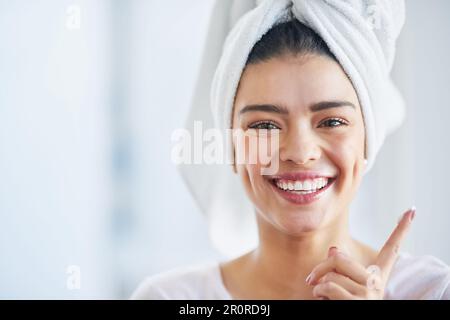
265, 207, 328, 235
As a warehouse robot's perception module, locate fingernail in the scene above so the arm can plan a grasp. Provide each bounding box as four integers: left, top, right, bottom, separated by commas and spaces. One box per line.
328, 246, 338, 257
398, 207, 416, 224
306, 272, 314, 285
409, 206, 416, 222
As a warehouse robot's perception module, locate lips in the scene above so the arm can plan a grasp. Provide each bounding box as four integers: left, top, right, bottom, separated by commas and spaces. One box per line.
267, 172, 337, 205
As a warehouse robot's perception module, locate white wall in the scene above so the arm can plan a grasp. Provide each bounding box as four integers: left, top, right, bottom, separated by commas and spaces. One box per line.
0, 0, 218, 299
113, 0, 220, 297
0, 0, 115, 298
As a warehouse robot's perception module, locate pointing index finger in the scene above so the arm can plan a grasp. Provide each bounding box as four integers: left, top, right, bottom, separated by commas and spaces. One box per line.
376, 207, 416, 280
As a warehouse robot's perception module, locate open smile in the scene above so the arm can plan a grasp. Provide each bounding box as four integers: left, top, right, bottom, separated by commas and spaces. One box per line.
267, 172, 337, 205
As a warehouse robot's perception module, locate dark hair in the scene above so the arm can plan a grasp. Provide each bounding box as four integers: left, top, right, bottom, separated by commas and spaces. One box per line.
245, 18, 337, 66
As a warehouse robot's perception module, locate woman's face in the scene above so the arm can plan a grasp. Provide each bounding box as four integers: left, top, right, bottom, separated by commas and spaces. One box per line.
232, 54, 366, 235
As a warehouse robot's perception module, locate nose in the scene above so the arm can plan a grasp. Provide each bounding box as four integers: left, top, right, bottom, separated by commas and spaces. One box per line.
279, 124, 321, 165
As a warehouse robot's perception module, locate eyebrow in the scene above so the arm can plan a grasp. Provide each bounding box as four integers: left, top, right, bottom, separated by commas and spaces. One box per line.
239, 100, 356, 116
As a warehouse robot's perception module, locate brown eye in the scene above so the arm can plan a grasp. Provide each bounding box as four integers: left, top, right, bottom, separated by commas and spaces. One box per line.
319, 118, 348, 128
249, 121, 280, 130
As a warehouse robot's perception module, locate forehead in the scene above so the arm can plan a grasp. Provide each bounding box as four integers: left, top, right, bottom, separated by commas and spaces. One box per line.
235, 54, 359, 112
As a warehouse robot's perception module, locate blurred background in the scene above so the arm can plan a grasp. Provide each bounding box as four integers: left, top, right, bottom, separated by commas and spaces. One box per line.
0, 0, 449, 299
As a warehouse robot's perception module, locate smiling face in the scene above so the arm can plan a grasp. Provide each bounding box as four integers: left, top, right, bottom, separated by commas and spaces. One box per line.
232, 54, 366, 236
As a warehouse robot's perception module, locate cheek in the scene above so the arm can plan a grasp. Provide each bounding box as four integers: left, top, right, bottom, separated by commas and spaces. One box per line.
234, 131, 276, 167
234, 134, 274, 206
236, 163, 270, 212
327, 131, 365, 195
234, 133, 273, 184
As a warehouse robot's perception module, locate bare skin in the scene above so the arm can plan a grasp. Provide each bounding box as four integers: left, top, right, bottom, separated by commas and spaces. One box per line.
219, 54, 414, 300
220, 221, 378, 299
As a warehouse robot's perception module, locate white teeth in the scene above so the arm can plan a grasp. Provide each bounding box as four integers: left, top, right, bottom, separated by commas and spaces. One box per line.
303, 180, 312, 190
275, 177, 330, 192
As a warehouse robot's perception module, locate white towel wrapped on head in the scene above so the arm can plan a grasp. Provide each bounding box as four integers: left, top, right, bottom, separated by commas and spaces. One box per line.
179, 0, 406, 258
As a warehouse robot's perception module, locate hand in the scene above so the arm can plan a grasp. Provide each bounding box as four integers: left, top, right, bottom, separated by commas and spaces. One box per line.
306, 207, 416, 300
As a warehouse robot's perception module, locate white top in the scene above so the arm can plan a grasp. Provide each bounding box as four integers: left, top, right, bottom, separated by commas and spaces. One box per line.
130, 252, 450, 300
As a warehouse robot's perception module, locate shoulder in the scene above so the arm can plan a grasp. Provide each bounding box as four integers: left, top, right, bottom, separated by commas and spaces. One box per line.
130, 261, 229, 300
385, 252, 450, 300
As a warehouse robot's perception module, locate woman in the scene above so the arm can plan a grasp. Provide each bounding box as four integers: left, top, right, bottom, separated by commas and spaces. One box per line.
132, 0, 450, 299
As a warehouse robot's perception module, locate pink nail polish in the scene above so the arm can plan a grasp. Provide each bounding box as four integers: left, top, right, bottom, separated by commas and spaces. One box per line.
328, 246, 337, 257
